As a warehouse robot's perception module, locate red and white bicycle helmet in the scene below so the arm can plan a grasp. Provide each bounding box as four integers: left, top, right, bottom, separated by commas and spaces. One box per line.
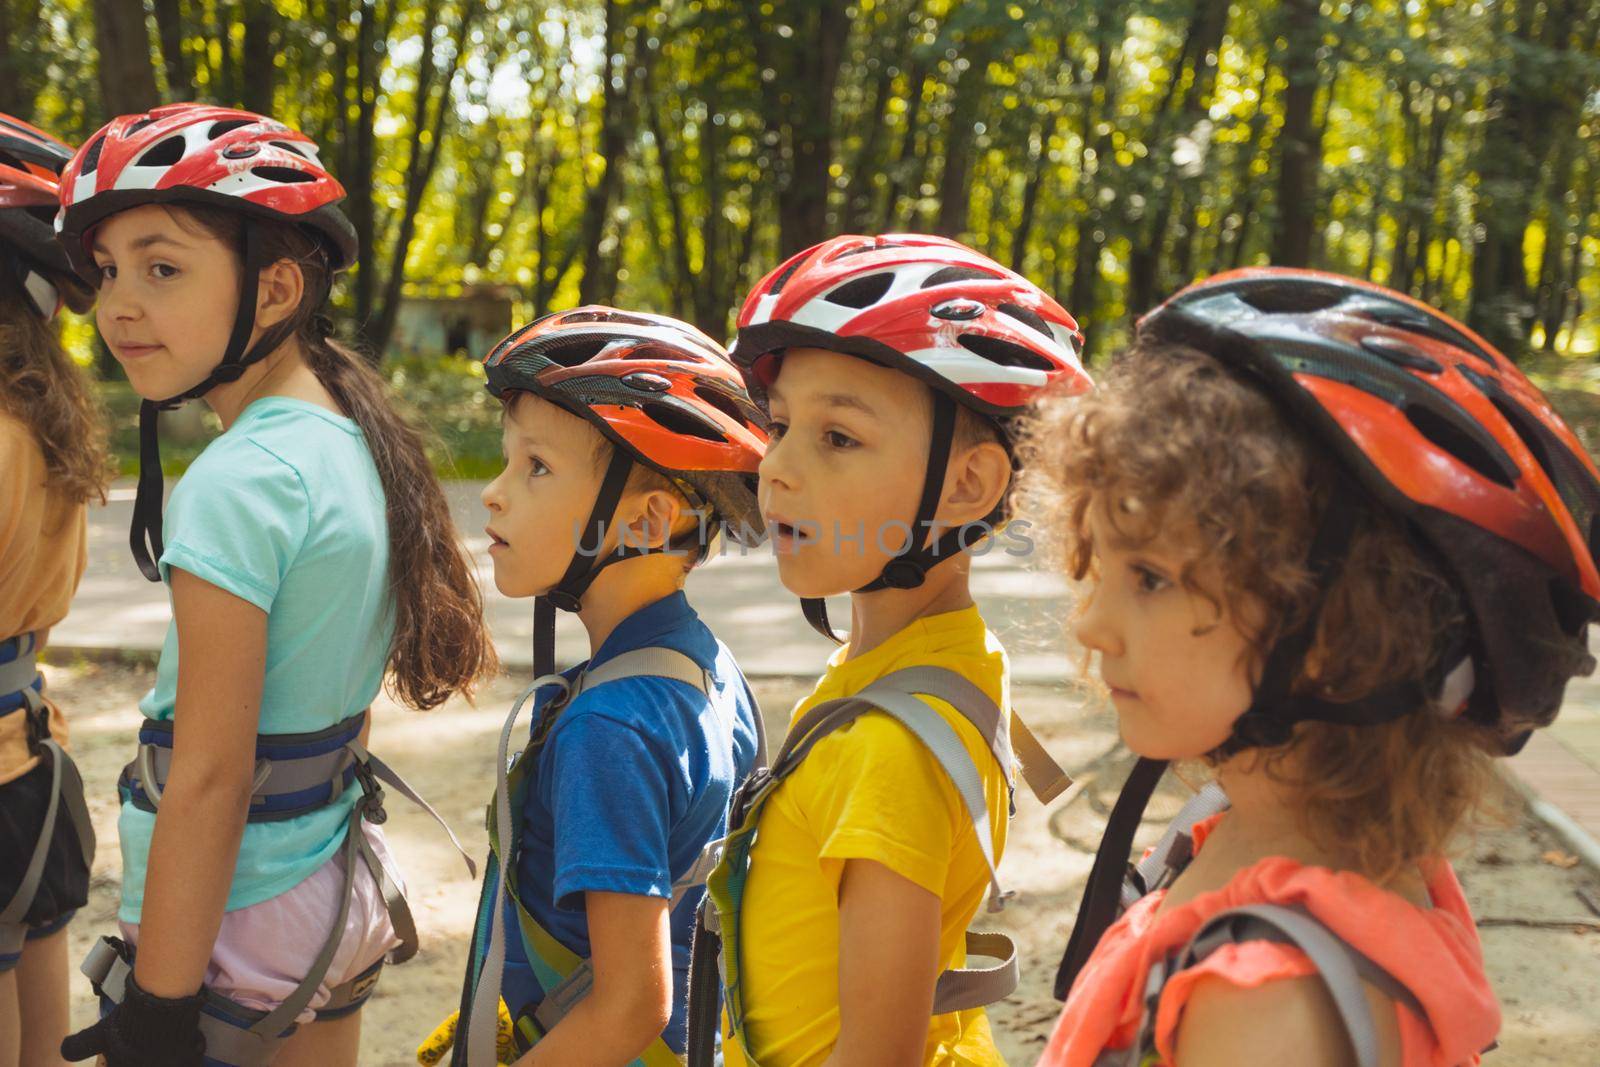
54, 103, 358, 583
733, 232, 1086, 418
732, 233, 1091, 637
483, 307, 768, 673
0, 113, 92, 316
1140, 267, 1600, 752
55, 102, 355, 280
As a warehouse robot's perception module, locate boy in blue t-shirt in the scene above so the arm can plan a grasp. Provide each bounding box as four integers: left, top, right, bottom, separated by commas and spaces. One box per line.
430, 308, 768, 1067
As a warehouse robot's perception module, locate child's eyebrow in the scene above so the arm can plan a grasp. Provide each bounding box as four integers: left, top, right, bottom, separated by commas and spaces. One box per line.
817, 392, 877, 417
90, 232, 186, 255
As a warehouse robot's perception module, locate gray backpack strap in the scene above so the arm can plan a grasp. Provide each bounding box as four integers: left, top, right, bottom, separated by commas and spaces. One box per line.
1136, 903, 1424, 1067
758, 666, 1019, 1012
1121, 781, 1230, 911
570, 646, 709, 700
468, 648, 717, 1062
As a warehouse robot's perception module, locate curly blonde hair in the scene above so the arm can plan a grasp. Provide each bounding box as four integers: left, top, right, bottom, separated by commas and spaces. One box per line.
1015, 341, 1502, 885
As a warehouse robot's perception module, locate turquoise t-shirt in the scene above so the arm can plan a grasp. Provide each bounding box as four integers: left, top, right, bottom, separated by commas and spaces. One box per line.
118, 397, 394, 921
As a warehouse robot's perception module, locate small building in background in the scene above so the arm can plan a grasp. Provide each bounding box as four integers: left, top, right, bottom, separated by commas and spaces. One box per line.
391, 283, 518, 359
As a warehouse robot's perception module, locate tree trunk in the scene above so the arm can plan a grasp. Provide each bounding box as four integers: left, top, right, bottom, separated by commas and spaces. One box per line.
1067, 9, 1125, 356
349, 0, 381, 342
150, 0, 189, 97
879, 62, 930, 232
369, 0, 480, 355
240, 3, 276, 114
93, 0, 161, 117
1271, 0, 1321, 267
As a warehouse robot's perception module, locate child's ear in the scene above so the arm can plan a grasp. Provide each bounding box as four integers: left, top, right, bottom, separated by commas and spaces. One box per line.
623, 488, 685, 551
942, 440, 1012, 528
255, 257, 305, 332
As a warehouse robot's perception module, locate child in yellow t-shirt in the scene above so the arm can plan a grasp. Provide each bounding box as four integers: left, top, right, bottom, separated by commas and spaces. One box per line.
688, 235, 1091, 1066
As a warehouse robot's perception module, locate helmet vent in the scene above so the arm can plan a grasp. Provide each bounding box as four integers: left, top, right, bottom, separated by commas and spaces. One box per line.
958, 333, 1054, 372
1234, 277, 1347, 312
694, 384, 756, 427
125, 117, 158, 136
136, 136, 186, 168
271, 140, 309, 158
208, 119, 255, 140
998, 301, 1052, 337
79, 134, 105, 175
766, 251, 813, 295
642, 401, 726, 442
825, 273, 894, 308
1404, 403, 1517, 488
539, 336, 610, 366
562, 309, 656, 327
251, 165, 315, 183
923, 266, 995, 288
835, 242, 903, 260
1465, 368, 1600, 539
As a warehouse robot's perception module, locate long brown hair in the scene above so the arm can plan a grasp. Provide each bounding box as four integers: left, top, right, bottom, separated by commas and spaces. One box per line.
0, 269, 110, 504
173, 204, 496, 710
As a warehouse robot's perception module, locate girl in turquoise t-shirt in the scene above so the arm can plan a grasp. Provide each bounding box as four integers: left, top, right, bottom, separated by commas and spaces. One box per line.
54, 105, 495, 1067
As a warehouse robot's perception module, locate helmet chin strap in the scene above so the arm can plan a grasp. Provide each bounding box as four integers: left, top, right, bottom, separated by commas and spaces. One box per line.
129, 220, 280, 581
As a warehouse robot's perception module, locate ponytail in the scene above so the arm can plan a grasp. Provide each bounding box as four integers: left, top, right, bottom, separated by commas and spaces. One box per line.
303, 334, 497, 709
170, 204, 497, 709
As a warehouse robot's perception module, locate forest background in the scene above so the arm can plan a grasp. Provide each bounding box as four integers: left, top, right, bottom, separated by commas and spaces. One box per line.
7, 0, 1600, 473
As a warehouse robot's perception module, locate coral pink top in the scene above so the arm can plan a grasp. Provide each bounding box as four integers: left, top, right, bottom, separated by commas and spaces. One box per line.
1037, 816, 1499, 1067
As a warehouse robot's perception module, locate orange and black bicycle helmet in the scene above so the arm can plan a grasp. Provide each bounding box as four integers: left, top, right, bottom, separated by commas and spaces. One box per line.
482, 306, 767, 675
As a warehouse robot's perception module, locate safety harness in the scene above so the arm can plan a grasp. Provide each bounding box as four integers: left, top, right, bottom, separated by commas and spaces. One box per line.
454, 646, 765, 1067
80, 708, 475, 1066
684, 666, 1072, 1067
1068, 780, 1433, 1067
0, 632, 95, 969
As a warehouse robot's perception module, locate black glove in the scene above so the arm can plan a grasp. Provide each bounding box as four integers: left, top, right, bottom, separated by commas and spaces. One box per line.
61, 949, 207, 1067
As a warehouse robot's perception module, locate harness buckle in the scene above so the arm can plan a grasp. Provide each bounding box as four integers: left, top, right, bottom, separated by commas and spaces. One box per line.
353, 758, 388, 825
21, 687, 49, 753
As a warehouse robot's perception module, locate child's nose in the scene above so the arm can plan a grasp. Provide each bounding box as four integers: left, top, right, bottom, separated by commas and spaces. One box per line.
1073, 588, 1122, 659
480, 474, 504, 513
758, 435, 796, 493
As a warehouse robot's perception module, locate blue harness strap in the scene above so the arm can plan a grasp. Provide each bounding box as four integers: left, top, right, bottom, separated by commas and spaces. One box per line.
82, 711, 476, 1065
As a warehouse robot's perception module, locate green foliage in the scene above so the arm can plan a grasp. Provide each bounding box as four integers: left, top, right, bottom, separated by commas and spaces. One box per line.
10, 0, 1600, 379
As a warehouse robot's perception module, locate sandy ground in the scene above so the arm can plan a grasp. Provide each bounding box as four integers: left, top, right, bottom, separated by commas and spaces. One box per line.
40, 657, 1600, 1066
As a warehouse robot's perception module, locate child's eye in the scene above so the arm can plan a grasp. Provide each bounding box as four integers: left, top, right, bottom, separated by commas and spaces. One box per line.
96, 263, 116, 282
824, 429, 859, 450
1132, 564, 1170, 594
151, 262, 179, 280
766, 420, 787, 441
526, 456, 549, 477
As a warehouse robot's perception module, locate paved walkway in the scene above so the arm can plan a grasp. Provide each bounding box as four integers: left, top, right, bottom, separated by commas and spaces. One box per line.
55, 481, 1600, 866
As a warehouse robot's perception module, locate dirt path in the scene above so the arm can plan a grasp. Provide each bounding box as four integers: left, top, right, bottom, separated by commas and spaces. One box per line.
43, 659, 1600, 1065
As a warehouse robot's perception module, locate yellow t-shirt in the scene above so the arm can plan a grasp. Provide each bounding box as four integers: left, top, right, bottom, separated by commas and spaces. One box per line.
0, 413, 87, 785
723, 605, 1012, 1067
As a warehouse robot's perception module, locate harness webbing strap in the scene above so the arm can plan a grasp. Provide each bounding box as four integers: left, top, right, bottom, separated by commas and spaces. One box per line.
1145, 903, 1421, 1067
465, 647, 718, 1067
0, 635, 40, 698
1121, 781, 1229, 911
0, 686, 95, 937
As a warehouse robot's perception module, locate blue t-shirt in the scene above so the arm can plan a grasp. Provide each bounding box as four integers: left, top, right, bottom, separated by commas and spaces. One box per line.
499, 591, 760, 1052
118, 397, 392, 921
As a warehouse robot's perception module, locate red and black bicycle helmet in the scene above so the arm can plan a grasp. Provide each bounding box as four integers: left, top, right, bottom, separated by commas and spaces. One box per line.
1143, 267, 1600, 752
483, 306, 767, 676
55, 103, 357, 582
0, 113, 92, 317
1055, 268, 1600, 1000
731, 233, 1091, 638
